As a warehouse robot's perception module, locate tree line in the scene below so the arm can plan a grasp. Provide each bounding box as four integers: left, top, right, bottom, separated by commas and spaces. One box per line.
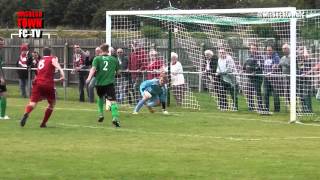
0, 0, 319, 29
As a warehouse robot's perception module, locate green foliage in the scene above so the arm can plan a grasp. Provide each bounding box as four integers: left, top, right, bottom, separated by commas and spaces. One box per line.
43, 0, 69, 27
301, 23, 320, 39
252, 24, 277, 38
226, 36, 244, 49
62, 0, 99, 28
190, 32, 207, 39
0, 29, 14, 38
141, 25, 165, 38
0, 0, 17, 27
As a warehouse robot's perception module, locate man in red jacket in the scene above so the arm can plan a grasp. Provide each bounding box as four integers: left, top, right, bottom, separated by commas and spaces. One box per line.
128, 41, 148, 103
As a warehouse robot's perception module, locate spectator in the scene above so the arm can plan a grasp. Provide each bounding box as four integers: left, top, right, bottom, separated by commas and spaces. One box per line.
16, 43, 33, 98
116, 48, 130, 103
263, 45, 281, 112
203, 49, 219, 92
146, 49, 164, 80
31, 51, 41, 80
31, 51, 41, 68
296, 46, 313, 113
167, 52, 185, 106
216, 48, 238, 111
278, 43, 291, 103
87, 47, 101, 103
203, 49, 221, 108
243, 43, 265, 113
128, 41, 148, 103
305, 63, 320, 100
109, 46, 117, 57
72, 44, 90, 102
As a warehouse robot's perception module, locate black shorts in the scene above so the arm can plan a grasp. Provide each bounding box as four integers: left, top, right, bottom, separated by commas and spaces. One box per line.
0, 85, 7, 93
96, 84, 116, 101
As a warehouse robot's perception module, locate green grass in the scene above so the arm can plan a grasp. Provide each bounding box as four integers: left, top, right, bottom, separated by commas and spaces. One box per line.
0, 85, 320, 179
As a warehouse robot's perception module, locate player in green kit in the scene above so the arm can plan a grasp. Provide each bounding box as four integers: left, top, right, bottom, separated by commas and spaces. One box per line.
0, 37, 9, 120
86, 43, 120, 127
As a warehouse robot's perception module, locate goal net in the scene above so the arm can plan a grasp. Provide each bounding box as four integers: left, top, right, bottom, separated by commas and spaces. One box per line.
107, 8, 320, 122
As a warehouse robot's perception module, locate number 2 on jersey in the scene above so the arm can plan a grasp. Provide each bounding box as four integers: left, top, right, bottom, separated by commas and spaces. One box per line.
103, 61, 108, 71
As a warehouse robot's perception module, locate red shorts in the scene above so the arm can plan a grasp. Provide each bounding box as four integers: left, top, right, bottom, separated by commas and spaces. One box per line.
30, 83, 56, 104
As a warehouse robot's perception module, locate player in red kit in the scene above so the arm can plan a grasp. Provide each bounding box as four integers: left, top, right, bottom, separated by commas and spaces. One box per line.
20, 47, 65, 128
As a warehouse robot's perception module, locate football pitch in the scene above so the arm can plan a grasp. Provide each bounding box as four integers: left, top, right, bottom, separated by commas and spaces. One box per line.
1, 85, 320, 179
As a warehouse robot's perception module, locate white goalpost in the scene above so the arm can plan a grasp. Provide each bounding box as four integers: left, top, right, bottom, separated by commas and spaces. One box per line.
106, 7, 320, 122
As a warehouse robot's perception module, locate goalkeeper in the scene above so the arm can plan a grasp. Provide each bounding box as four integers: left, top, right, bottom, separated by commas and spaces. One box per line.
133, 74, 168, 114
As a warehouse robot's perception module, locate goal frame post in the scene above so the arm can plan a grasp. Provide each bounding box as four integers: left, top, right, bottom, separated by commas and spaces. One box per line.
106, 7, 298, 121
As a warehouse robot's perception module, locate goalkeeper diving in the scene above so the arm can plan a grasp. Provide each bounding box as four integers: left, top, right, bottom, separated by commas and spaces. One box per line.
133, 74, 168, 114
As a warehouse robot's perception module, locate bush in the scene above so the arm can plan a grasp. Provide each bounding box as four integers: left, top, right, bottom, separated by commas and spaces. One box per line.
190, 32, 207, 39
301, 24, 319, 39
141, 25, 165, 38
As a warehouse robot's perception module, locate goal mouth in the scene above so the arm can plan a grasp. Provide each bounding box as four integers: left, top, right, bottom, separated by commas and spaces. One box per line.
106, 8, 320, 121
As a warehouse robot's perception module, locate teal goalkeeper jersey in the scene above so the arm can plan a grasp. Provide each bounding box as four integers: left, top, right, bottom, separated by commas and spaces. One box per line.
92, 55, 119, 86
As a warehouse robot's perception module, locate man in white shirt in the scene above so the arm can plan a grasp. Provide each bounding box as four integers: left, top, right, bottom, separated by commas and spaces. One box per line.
216, 48, 238, 110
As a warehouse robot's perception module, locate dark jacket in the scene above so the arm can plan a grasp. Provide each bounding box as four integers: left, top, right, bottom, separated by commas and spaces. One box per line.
203, 55, 218, 74
243, 54, 263, 75
117, 55, 130, 78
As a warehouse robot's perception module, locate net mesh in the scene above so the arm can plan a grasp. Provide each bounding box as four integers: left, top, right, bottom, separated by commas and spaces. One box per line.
109, 9, 320, 119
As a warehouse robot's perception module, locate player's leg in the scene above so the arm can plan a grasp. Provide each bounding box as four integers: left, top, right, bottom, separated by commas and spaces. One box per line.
95, 86, 105, 122
146, 97, 160, 113
0, 85, 9, 119
40, 101, 55, 128
20, 101, 37, 127
133, 90, 152, 114
106, 84, 120, 127
20, 84, 40, 127
40, 87, 56, 128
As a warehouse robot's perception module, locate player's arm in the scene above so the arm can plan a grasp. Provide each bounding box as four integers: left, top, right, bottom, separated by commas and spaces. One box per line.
86, 66, 96, 84
52, 57, 65, 82
86, 57, 98, 84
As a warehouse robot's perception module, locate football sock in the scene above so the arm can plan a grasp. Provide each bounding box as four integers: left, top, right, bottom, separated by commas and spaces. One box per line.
41, 108, 53, 125
25, 104, 34, 114
0, 96, 7, 117
134, 99, 145, 112
97, 98, 104, 117
110, 103, 119, 120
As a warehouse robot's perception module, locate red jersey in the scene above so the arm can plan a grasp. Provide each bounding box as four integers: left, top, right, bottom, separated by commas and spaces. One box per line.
129, 49, 148, 80
146, 59, 164, 80
34, 56, 56, 86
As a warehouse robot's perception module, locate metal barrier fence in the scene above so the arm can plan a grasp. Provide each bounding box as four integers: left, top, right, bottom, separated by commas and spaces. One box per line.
3, 67, 204, 102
